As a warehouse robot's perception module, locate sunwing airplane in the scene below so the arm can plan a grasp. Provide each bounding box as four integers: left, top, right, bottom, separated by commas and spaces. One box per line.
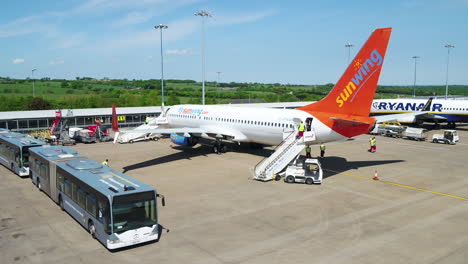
371, 98, 468, 128
115, 27, 416, 153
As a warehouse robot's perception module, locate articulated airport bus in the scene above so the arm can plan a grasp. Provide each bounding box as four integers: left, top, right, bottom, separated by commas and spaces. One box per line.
0, 132, 45, 176
28, 145, 165, 250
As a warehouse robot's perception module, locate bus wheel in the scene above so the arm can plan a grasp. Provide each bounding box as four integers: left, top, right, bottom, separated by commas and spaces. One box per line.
88, 221, 96, 239
37, 179, 42, 191
305, 178, 314, 185
286, 176, 295, 183
59, 197, 64, 211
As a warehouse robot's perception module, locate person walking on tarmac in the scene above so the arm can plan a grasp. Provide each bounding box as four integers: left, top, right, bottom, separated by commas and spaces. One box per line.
145, 116, 150, 124
102, 159, 109, 166
305, 145, 311, 158
320, 143, 326, 157
297, 121, 305, 138
369, 137, 376, 153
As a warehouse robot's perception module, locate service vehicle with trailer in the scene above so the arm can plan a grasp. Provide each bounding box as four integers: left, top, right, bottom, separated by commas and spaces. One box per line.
402, 127, 428, 141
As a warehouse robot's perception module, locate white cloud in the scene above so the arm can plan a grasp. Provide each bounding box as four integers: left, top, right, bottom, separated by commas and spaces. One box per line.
54, 33, 86, 49
12, 58, 25, 64
49, 59, 65, 65
166, 48, 193, 55
213, 9, 277, 26
112, 11, 156, 27
0, 14, 59, 38
104, 18, 198, 50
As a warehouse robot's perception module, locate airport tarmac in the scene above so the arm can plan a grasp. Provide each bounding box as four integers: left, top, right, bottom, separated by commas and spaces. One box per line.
1, 126, 468, 264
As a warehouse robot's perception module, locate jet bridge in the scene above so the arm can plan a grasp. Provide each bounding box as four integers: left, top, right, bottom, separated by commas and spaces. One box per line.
254, 130, 317, 181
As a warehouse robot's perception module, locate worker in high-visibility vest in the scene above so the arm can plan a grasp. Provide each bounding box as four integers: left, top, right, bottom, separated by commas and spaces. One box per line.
102, 159, 109, 166
320, 144, 326, 157
369, 137, 376, 153
298, 121, 305, 138
305, 145, 311, 158
145, 117, 150, 124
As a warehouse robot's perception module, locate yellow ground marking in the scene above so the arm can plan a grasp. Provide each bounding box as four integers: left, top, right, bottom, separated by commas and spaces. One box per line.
324, 169, 468, 201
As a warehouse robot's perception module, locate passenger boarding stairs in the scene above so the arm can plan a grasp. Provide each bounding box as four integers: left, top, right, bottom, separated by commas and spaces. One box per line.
254, 130, 317, 181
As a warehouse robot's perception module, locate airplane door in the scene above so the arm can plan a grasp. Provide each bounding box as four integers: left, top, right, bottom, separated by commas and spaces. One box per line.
305, 117, 313, 131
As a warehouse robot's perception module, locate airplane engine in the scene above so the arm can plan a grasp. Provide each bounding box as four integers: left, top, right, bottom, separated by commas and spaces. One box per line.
170, 133, 198, 147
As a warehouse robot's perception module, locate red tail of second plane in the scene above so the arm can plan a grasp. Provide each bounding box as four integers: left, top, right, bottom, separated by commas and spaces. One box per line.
111, 103, 119, 132
298, 27, 392, 138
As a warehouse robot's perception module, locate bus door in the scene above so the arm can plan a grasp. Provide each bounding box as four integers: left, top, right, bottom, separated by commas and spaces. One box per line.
49, 162, 58, 203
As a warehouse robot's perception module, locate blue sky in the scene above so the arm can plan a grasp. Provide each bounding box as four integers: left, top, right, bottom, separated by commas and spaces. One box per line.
1, 0, 467, 85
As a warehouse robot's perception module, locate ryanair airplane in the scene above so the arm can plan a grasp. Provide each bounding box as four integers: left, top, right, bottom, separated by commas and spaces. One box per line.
371, 98, 468, 128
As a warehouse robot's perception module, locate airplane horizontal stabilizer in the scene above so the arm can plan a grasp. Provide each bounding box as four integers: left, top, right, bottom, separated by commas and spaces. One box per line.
329, 117, 371, 127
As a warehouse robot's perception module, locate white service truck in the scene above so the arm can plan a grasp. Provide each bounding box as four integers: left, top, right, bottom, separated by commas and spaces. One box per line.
432, 130, 459, 145
275, 155, 323, 185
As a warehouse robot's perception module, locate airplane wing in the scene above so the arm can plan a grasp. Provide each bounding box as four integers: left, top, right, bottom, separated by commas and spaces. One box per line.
373, 111, 430, 123
117, 126, 248, 142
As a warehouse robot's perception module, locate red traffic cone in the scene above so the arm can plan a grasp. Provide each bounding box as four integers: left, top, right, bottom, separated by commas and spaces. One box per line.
373, 170, 379, 180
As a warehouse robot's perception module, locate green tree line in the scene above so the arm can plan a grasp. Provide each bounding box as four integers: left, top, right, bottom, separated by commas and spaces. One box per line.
0, 77, 466, 111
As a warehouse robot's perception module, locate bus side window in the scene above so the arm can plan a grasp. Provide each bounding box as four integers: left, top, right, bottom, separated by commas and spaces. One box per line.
71, 182, 78, 202
57, 172, 64, 192
40, 163, 47, 178
77, 189, 86, 208
64, 179, 72, 197
86, 194, 97, 219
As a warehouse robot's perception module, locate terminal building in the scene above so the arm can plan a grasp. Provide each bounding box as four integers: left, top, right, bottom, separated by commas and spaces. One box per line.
3, 95, 459, 134
0, 102, 312, 134
0, 106, 162, 133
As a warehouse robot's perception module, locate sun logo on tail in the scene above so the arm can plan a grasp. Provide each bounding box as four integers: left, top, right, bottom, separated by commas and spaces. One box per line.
353, 59, 363, 71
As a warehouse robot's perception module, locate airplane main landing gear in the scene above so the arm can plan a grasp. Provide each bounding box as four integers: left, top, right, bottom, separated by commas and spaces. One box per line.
447, 122, 456, 129
213, 141, 227, 154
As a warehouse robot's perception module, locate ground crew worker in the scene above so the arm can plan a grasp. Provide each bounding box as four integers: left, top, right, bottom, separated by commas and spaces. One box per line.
298, 121, 305, 138
306, 145, 311, 158
145, 116, 150, 124
369, 137, 376, 153
102, 159, 109, 166
320, 143, 326, 157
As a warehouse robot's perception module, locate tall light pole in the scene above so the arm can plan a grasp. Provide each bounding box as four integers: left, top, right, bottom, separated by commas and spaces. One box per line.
195, 10, 212, 105
32, 69, 37, 97
412, 56, 420, 97
345, 43, 354, 64
155, 24, 168, 106
216, 71, 222, 104
444, 44, 455, 99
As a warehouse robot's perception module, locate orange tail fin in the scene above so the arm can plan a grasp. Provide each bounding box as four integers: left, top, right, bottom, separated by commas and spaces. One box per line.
111, 103, 119, 132
299, 27, 392, 117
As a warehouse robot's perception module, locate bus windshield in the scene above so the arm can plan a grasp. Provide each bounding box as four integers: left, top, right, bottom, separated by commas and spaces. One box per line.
112, 191, 157, 234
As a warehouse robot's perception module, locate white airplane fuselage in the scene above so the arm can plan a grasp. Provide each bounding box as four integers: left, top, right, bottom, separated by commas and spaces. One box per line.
165, 105, 345, 145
